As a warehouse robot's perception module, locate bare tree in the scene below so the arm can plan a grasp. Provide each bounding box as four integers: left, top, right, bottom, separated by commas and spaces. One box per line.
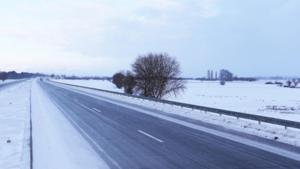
292, 79, 298, 88
285, 80, 292, 88
132, 53, 185, 98
112, 72, 125, 89
0, 72, 8, 81
123, 71, 136, 94
219, 69, 233, 82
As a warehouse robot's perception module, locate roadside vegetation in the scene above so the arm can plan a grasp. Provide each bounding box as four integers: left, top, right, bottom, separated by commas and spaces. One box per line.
112, 53, 185, 99
0, 71, 43, 81
265, 79, 300, 88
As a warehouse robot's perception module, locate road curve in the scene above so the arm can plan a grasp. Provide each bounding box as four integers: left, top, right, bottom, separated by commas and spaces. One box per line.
39, 80, 300, 169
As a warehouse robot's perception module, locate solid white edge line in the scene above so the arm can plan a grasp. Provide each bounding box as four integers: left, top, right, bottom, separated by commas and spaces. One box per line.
80, 103, 95, 112
138, 130, 164, 143
80, 104, 102, 114
93, 108, 102, 113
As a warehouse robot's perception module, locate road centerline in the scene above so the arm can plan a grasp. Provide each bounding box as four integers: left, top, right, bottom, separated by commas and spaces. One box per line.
80, 103, 95, 112
93, 108, 102, 113
138, 130, 164, 143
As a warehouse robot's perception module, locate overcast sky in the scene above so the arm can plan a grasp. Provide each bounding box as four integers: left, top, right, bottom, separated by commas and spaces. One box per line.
1, 0, 299, 77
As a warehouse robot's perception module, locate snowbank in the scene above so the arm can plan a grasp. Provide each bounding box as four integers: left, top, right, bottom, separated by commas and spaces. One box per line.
32, 79, 109, 169
0, 81, 30, 169
0, 80, 19, 88
0, 80, 17, 85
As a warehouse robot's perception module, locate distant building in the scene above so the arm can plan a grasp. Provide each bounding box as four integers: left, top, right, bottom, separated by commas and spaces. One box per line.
207, 70, 213, 80
207, 70, 219, 80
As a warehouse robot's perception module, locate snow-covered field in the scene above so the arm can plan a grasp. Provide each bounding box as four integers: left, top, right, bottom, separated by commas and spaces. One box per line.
169, 80, 300, 122
54, 79, 300, 122
0, 81, 30, 169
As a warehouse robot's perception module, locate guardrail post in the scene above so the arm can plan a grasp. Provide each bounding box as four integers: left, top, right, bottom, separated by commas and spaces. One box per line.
258, 121, 261, 125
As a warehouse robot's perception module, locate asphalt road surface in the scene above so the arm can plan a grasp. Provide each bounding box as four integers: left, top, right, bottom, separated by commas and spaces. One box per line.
39, 81, 300, 169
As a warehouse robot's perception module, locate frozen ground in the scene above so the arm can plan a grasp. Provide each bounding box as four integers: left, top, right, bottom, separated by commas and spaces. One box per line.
0, 81, 30, 169
55, 79, 300, 122
32, 79, 109, 169
168, 80, 300, 122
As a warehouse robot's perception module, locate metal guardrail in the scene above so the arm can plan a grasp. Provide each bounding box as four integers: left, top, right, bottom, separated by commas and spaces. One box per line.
50, 80, 300, 129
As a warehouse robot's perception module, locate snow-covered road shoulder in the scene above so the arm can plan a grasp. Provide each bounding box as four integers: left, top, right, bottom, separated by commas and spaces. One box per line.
0, 80, 31, 169
32, 80, 109, 169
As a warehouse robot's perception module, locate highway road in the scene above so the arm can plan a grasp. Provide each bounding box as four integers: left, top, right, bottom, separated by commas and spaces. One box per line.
39, 80, 300, 169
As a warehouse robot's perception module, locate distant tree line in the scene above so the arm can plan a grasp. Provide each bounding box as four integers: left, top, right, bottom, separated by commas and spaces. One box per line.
0, 71, 45, 81
232, 77, 257, 81
112, 53, 185, 99
195, 69, 256, 84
